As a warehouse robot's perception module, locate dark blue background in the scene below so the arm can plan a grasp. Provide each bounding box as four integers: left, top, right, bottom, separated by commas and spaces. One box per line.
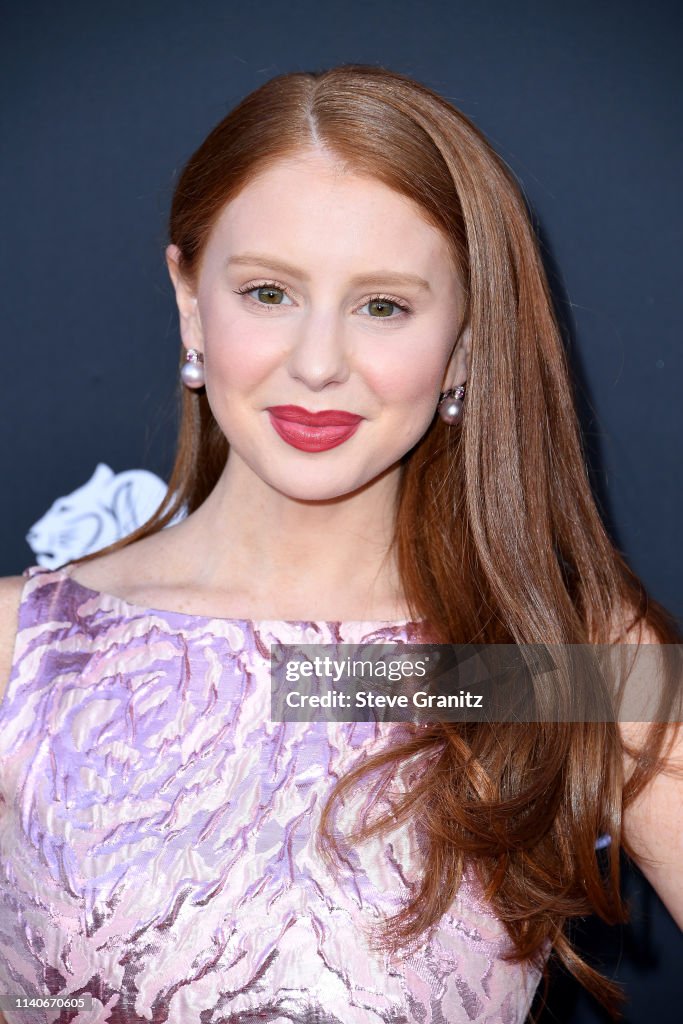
1, 1, 681, 1019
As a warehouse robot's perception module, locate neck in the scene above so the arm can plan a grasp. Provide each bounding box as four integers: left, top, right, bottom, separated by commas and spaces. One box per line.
161, 452, 408, 621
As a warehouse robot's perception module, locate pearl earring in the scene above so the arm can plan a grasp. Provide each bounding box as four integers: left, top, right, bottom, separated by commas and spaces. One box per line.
180, 348, 205, 389
437, 384, 466, 425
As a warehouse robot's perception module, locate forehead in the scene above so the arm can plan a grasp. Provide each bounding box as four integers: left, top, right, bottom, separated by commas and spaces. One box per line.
202, 151, 457, 278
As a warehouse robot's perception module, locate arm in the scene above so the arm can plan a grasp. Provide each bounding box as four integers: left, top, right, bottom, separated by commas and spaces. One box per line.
0, 577, 25, 1023
618, 618, 683, 929
620, 719, 683, 928
0, 576, 25, 706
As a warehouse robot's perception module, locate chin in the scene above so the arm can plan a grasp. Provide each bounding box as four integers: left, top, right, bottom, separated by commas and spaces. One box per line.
274, 480, 365, 503
265, 467, 376, 503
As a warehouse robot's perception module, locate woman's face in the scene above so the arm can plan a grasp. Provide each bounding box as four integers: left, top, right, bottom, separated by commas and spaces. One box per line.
167, 149, 469, 502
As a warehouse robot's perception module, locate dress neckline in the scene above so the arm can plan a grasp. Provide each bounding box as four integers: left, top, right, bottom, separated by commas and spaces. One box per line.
43, 563, 425, 631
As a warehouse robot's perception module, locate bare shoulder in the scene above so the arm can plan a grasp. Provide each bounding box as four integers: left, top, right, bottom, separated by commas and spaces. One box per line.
0, 574, 28, 705
66, 524, 225, 616
67, 531, 180, 602
66, 546, 138, 593
615, 612, 678, 753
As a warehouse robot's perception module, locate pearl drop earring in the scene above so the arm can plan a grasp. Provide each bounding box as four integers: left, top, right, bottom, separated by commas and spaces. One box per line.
180, 348, 205, 389
437, 384, 466, 425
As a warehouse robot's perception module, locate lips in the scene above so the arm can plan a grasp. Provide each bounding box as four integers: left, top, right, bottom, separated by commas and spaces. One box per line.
266, 405, 363, 427
266, 405, 363, 452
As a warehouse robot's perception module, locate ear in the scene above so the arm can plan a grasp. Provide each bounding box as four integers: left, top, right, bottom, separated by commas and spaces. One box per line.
441, 321, 471, 391
165, 244, 204, 354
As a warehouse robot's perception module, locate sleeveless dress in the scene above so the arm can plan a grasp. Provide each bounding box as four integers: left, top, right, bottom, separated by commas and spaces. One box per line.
0, 565, 544, 1024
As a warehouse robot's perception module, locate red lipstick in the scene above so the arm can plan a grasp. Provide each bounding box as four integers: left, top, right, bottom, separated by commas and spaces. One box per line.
266, 405, 363, 452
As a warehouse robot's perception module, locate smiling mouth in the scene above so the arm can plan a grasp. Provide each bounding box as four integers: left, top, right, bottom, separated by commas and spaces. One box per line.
266, 405, 363, 427
266, 407, 363, 452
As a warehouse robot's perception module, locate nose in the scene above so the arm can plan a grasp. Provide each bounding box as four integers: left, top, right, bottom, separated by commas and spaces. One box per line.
285, 308, 351, 391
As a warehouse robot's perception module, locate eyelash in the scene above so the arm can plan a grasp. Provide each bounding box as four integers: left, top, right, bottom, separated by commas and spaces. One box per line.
233, 280, 412, 317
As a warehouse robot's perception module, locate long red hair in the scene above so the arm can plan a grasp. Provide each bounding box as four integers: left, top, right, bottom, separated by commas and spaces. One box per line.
70, 65, 681, 1016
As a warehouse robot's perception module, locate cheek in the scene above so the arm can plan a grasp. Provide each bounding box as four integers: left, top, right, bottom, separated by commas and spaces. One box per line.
203, 309, 282, 386
362, 343, 446, 407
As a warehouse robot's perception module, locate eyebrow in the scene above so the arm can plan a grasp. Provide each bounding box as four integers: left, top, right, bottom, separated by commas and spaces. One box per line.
225, 252, 431, 292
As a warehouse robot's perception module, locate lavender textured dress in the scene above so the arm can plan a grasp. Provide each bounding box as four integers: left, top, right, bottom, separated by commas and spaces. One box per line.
0, 565, 543, 1023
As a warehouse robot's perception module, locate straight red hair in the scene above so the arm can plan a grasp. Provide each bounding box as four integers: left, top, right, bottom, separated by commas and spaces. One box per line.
71, 65, 682, 1017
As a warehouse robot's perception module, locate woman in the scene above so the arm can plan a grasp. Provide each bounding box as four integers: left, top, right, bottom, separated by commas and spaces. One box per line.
0, 65, 680, 1023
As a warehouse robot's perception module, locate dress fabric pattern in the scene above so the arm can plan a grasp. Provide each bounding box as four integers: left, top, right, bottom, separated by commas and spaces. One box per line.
0, 565, 543, 1023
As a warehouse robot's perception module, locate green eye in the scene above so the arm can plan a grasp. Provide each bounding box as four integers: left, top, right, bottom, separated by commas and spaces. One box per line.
368, 299, 395, 317
257, 286, 285, 304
